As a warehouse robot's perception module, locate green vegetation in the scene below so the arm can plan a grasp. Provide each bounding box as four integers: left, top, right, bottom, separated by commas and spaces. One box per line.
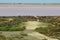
0, 16, 60, 40
0, 16, 26, 31
42, 38, 47, 40
0, 32, 28, 40
35, 16, 60, 39
35, 27, 48, 35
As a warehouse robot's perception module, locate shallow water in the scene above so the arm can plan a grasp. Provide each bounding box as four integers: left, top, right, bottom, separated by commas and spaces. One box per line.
0, 7, 60, 16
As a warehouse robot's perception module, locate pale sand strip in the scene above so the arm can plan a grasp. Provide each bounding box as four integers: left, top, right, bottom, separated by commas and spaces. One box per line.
0, 4, 60, 8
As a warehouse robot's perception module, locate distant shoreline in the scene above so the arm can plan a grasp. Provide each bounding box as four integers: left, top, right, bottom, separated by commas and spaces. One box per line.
0, 3, 60, 8
0, 3, 60, 5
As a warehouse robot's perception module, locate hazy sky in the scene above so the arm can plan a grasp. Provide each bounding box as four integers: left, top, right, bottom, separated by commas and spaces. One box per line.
0, 0, 60, 3
0, 8, 60, 16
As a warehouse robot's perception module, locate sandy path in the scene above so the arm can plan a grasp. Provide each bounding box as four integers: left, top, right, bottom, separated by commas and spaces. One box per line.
25, 21, 58, 40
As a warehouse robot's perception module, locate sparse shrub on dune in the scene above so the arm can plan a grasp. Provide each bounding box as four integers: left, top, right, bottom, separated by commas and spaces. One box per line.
0, 33, 6, 40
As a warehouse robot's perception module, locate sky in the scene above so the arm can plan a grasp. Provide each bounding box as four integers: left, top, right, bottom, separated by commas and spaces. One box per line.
0, 0, 60, 3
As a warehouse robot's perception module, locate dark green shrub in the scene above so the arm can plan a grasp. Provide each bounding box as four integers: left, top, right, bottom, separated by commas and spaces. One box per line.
35, 27, 48, 34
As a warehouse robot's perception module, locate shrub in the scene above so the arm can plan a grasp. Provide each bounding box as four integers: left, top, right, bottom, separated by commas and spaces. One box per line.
35, 27, 48, 34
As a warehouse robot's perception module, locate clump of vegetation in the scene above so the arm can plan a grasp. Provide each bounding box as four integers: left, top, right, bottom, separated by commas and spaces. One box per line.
0, 31, 28, 40
0, 32, 6, 40
7, 33, 28, 40
42, 38, 47, 40
0, 16, 26, 31
35, 16, 60, 39
35, 27, 48, 35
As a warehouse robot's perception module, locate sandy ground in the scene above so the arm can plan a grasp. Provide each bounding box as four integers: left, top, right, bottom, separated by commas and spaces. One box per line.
25, 21, 58, 40
1, 21, 58, 40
